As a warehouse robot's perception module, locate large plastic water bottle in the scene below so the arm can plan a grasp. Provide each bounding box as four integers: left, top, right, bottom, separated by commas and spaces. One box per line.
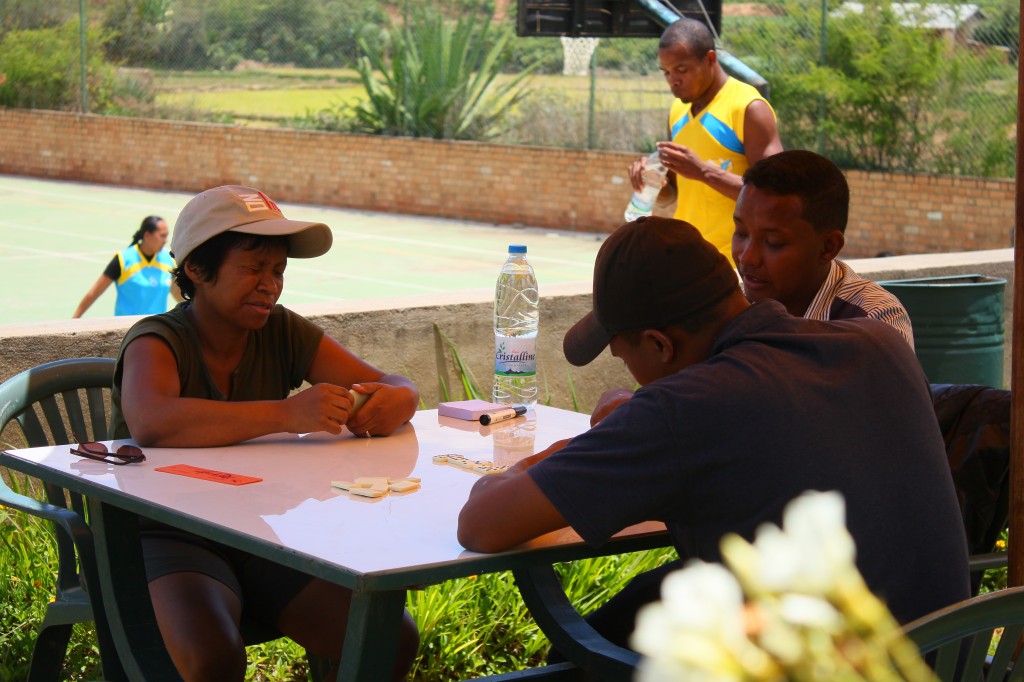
493, 244, 539, 409
624, 151, 668, 222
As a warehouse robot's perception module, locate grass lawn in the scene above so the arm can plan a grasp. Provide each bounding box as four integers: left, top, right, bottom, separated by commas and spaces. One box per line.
153, 67, 672, 126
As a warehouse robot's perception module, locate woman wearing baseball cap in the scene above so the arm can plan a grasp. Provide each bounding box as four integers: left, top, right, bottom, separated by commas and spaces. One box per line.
107, 186, 419, 681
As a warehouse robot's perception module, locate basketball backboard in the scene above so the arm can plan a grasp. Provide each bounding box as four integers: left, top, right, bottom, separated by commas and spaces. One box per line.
516, 0, 721, 38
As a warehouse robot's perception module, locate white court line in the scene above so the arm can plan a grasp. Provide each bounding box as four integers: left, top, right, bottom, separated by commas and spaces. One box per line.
0, 243, 114, 263
4, 180, 188, 214
5, 177, 601, 268
0, 219, 133, 247
326, 229, 598, 269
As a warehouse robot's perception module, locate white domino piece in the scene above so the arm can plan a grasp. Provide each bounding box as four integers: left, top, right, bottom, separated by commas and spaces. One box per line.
355, 476, 390, 486
349, 389, 369, 415
348, 486, 386, 498
389, 480, 421, 493
330, 480, 367, 491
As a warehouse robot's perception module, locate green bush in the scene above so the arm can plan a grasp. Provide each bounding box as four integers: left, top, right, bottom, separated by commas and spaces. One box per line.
102, 0, 172, 65
723, 0, 1017, 176
121, 0, 388, 71
0, 472, 105, 682
0, 21, 114, 111
0, 0, 64, 41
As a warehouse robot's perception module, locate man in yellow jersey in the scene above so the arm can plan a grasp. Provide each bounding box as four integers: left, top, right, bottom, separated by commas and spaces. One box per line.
630, 17, 783, 264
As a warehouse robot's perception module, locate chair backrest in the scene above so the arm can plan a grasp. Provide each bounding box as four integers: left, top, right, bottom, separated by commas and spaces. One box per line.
930, 383, 1011, 588
903, 586, 1024, 681
0, 356, 116, 450
0, 357, 116, 591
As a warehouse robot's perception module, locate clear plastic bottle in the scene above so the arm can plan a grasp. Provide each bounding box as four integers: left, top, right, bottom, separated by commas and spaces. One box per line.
493, 244, 539, 409
624, 151, 668, 222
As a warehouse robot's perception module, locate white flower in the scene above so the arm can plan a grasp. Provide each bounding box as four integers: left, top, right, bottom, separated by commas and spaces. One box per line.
631, 491, 934, 682
777, 594, 843, 631
632, 562, 778, 681
721, 491, 858, 598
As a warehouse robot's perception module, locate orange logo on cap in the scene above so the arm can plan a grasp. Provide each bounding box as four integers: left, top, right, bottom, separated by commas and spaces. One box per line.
240, 192, 281, 214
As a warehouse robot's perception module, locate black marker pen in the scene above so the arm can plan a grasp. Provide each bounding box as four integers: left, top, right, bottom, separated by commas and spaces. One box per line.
479, 405, 527, 425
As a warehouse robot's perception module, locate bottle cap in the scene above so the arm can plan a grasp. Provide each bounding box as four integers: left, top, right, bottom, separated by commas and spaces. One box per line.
508, 244, 527, 254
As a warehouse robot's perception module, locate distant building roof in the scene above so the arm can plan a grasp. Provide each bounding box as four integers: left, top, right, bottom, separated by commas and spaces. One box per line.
834, 3, 985, 31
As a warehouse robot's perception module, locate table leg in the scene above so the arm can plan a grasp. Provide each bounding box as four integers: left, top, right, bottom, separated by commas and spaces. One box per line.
512, 566, 639, 682
89, 500, 182, 681
337, 587, 407, 682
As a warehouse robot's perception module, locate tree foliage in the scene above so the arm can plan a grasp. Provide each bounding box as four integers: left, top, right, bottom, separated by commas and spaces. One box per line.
725, 0, 1016, 176
0, 19, 122, 112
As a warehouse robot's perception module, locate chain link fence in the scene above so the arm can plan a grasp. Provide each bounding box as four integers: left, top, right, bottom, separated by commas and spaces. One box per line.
0, 0, 1018, 177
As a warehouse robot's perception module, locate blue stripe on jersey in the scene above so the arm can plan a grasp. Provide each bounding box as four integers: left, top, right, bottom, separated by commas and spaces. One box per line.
699, 112, 745, 155
670, 113, 690, 139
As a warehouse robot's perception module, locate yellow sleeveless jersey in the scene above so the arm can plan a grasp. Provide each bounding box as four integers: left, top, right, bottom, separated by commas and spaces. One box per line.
669, 77, 774, 264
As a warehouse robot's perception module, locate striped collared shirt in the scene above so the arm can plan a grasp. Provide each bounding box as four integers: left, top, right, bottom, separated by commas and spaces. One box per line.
804, 260, 915, 349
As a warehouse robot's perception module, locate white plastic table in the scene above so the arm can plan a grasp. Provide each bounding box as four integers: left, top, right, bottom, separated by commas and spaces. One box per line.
0, 406, 669, 681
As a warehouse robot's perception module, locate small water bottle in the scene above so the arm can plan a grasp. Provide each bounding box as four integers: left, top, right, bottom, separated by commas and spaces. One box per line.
624, 151, 668, 222
493, 245, 539, 410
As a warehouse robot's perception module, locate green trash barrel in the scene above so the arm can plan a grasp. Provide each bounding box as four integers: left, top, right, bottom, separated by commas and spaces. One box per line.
877, 274, 1006, 387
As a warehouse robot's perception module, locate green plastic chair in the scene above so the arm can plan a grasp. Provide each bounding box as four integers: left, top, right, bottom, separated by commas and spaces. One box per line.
903, 586, 1024, 681
0, 356, 123, 682
0, 357, 333, 681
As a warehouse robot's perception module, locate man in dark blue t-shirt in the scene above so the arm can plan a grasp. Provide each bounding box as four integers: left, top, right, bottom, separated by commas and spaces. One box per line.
458, 216, 969, 650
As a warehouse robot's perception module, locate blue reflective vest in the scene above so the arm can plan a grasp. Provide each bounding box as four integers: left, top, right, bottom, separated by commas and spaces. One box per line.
115, 245, 175, 316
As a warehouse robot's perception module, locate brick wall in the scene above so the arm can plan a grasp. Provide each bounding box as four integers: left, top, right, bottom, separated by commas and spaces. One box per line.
845, 170, 1015, 257
1, 109, 1014, 258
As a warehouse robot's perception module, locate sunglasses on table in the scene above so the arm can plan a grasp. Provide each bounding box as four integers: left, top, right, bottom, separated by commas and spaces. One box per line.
71, 433, 146, 466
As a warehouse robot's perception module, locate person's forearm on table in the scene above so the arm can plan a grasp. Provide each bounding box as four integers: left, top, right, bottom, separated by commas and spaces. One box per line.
125, 388, 353, 447
458, 439, 571, 553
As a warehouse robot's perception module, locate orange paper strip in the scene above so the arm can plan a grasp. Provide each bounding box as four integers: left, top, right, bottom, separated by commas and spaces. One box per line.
155, 464, 263, 486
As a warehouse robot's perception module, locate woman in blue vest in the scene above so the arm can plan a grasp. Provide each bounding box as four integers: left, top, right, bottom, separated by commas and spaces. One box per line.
73, 215, 181, 318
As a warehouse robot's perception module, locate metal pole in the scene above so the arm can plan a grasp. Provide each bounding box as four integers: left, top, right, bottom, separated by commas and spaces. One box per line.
817, 0, 827, 155
587, 43, 597, 150
79, 0, 88, 114
1008, 0, 1024, 588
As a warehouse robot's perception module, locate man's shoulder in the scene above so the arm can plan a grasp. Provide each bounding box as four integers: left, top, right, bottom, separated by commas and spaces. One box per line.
831, 260, 910, 312
125, 304, 188, 339
720, 76, 768, 105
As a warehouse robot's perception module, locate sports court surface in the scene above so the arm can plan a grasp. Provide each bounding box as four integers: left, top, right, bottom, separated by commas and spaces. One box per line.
0, 174, 606, 326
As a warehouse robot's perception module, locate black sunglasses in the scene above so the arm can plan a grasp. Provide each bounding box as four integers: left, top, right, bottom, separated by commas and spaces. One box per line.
71, 433, 146, 466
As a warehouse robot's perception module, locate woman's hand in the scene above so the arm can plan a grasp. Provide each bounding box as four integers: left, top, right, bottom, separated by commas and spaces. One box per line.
284, 383, 356, 435
344, 382, 419, 437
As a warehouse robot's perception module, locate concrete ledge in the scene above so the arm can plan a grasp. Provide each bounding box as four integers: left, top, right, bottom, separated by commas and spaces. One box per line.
0, 250, 1013, 414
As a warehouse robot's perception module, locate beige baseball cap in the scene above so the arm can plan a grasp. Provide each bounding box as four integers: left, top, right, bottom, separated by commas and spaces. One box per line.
170, 185, 332, 263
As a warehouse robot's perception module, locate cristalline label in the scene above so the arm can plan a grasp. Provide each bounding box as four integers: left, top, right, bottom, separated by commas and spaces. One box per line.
495, 335, 537, 376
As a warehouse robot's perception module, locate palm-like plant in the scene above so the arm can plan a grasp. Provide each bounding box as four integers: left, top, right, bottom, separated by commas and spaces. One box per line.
346, 7, 533, 140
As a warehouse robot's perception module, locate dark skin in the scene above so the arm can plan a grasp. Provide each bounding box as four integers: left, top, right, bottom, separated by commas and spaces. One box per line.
122, 241, 420, 681
121, 244, 419, 447
628, 42, 783, 208
732, 184, 844, 317
458, 291, 750, 553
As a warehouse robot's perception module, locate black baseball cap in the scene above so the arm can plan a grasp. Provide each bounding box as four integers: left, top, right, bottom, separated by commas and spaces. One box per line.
563, 217, 739, 366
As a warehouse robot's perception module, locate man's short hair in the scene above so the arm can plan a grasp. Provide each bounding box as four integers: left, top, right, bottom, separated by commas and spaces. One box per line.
742, 150, 850, 234
659, 18, 715, 56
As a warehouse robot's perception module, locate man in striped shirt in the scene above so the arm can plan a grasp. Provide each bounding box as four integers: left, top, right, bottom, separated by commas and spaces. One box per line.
732, 149, 914, 347
589, 150, 915, 427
